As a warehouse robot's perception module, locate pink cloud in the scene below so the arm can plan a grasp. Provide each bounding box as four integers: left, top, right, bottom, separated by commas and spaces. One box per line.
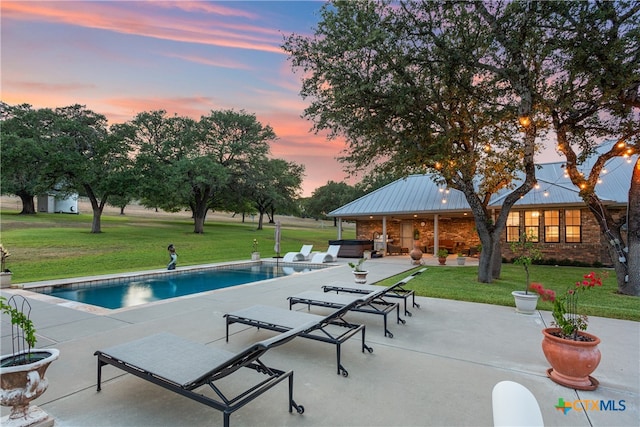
150, 1, 260, 20
160, 52, 252, 70
2, 2, 284, 54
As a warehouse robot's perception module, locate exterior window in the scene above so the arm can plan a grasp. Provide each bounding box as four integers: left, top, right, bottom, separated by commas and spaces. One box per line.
506, 211, 520, 242
544, 210, 560, 243
565, 210, 582, 243
524, 211, 540, 242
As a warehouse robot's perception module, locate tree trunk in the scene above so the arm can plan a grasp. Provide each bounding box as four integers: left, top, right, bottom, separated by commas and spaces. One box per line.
476, 231, 503, 283
193, 215, 205, 234
192, 202, 208, 234
85, 185, 105, 233
621, 158, 639, 295
257, 212, 264, 230
17, 191, 36, 215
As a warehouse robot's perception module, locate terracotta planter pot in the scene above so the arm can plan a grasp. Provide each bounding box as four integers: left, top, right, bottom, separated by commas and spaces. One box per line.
438, 257, 446, 265
541, 328, 600, 390
1, 349, 59, 424
409, 246, 422, 264
511, 291, 539, 315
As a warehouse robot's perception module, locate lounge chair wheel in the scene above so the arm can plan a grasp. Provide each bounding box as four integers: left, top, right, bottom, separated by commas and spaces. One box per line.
406, 311, 413, 317
366, 346, 374, 354
296, 405, 305, 414
399, 318, 406, 325
341, 369, 349, 377
386, 331, 394, 338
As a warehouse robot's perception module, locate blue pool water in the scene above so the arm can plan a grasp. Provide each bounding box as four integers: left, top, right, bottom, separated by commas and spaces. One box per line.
46, 264, 322, 310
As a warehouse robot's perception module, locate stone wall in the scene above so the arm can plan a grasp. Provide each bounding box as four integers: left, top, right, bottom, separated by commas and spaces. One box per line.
356, 217, 480, 255
354, 206, 626, 266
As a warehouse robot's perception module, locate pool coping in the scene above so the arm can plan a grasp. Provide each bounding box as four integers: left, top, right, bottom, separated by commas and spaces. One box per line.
7, 259, 340, 315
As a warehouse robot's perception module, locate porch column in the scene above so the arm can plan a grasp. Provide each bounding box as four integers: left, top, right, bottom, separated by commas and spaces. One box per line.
433, 214, 439, 256
382, 216, 388, 255
337, 217, 343, 240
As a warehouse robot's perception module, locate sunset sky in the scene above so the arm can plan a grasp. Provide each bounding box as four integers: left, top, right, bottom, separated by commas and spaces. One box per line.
1, 0, 355, 196
1, 1, 563, 196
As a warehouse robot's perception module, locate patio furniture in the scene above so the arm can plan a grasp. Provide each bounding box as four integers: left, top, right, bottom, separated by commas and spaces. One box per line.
387, 243, 403, 255
224, 302, 373, 377
321, 268, 426, 316
428, 239, 456, 254
492, 380, 543, 426
328, 240, 373, 257
282, 245, 313, 262
310, 245, 341, 263
288, 288, 403, 338
94, 328, 310, 427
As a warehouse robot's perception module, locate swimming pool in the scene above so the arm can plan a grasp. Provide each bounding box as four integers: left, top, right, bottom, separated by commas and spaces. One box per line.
36, 262, 326, 310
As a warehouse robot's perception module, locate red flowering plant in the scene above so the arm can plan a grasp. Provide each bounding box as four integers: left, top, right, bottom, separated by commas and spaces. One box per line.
529, 272, 604, 341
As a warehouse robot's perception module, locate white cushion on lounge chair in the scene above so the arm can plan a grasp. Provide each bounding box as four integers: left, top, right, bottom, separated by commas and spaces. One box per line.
310, 245, 341, 263
283, 245, 313, 262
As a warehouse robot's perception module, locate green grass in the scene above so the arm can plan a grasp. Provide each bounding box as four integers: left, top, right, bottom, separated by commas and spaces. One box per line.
380, 265, 640, 322
0, 210, 347, 282
1, 207, 638, 322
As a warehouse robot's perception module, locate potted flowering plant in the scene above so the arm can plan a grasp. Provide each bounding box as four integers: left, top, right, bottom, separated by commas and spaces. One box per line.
0, 244, 11, 288
529, 272, 604, 390
510, 233, 542, 314
348, 258, 368, 284
251, 239, 260, 261
436, 249, 448, 265
1, 295, 59, 424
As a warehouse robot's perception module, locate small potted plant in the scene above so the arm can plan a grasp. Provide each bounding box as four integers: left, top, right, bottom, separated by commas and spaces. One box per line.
437, 249, 448, 265
251, 239, 260, 261
510, 233, 542, 314
456, 252, 466, 266
529, 272, 604, 390
348, 258, 368, 284
0, 244, 12, 288
1, 295, 59, 425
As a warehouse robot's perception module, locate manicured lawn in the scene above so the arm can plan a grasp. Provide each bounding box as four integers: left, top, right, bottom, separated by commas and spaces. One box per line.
380, 264, 640, 322
0, 209, 348, 282
1, 205, 638, 322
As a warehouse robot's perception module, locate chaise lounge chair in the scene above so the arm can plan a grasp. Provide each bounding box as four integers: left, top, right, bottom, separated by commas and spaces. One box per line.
288, 287, 403, 338
224, 301, 373, 377
310, 245, 341, 263
322, 268, 426, 317
94, 326, 312, 427
282, 245, 314, 262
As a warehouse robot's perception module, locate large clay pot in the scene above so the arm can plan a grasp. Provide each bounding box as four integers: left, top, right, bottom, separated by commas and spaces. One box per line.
1, 349, 59, 426
511, 291, 539, 315
541, 328, 600, 390
409, 245, 422, 264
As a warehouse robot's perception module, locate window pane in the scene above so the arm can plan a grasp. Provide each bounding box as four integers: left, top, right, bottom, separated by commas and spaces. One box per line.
544, 210, 559, 243
524, 211, 539, 242
506, 212, 520, 242
565, 210, 581, 243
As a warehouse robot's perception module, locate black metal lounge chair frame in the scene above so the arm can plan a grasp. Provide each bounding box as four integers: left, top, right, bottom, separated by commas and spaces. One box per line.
224, 302, 373, 377
322, 268, 426, 317
288, 289, 403, 338
94, 328, 310, 427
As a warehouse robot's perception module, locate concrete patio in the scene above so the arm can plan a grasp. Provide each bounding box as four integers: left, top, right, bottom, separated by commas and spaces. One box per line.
1, 254, 638, 426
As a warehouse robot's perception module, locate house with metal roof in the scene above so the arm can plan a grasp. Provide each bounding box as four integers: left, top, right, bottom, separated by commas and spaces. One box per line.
328, 151, 634, 266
